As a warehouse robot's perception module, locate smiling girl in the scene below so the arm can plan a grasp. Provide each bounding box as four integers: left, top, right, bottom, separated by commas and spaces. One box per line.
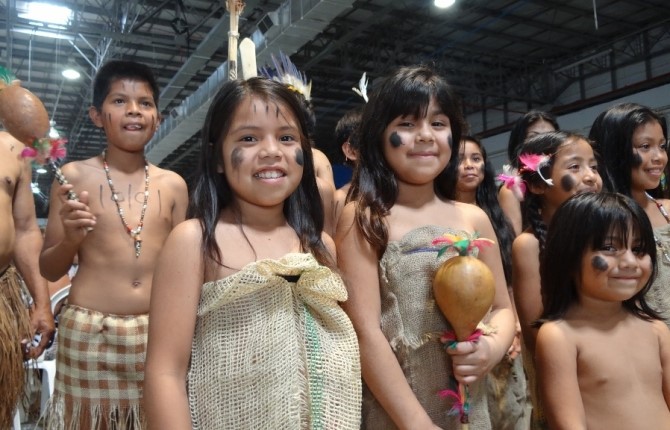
536, 192, 670, 430
144, 78, 361, 429
336, 66, 515, 429
589, 103, 670, 326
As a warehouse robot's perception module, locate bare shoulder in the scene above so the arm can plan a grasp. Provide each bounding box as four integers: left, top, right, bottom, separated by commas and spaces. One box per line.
537, 320, 572, 347
58, 156, 100, 183
651, 319, 670, 339
167, 219, 202, 246
513, 231, 540, 253
320, 231, 336, 258
453, 199, 488, 220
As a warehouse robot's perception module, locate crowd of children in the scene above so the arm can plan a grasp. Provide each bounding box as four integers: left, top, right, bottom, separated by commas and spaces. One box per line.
2, 56, 669, 430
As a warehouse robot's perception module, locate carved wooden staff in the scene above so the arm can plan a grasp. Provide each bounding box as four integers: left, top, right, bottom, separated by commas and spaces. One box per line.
226, 0, 246, 80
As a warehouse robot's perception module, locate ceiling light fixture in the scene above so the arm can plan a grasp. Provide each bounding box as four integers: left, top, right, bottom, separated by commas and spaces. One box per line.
62, 69, 80, 80
434, 0, 456, 8
18, 2, 73, 26
35, 167, 47, 174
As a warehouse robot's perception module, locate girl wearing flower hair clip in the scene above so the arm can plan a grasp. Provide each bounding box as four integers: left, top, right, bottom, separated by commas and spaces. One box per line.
509, 130, 602, 429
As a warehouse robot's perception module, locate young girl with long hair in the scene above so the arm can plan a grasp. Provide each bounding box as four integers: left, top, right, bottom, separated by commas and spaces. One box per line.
144, 77, 361, 429
336, 65, 515, 429
536, 192, 670, 429
589, 102, 670, 326
511, 131, 602, 428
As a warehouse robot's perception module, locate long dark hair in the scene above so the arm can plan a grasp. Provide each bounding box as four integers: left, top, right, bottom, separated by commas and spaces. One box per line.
187, 77, 333, 268
451, 136, 515, 284
519, 131, 596, 252
588, 102, 668, 198
507, 110, 559, 168
539, 192, 660, 323
350, 65, 465, 257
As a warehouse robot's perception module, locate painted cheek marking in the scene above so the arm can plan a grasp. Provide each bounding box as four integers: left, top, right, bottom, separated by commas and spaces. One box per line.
295, 148, 304, 166
560, 175, 576, 192
389, 131, 403, 148
591, 255, 609, 271
231, 147, 244, 169
107, 113, 112, 123
632, 152, 643, 167
448, 136, 453, 149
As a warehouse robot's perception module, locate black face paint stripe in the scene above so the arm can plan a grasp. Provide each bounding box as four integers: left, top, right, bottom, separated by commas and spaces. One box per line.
560, 175, 576, 192
632, 151, 643, 167
390, 131, 403, 148
448, 135, 453, 149
231, 147, 244, 169
591, 255, 608, 271
295, 148, 304, 166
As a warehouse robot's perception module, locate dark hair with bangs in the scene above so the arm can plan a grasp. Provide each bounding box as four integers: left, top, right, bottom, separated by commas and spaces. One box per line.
589, 102, 668, 197
187, 77, 332, 268
538, 192, 660, 324
92, 60, 160, 110
349, 65, 466, 256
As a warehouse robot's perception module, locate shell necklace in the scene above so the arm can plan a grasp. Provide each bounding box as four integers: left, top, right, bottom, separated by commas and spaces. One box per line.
102, 150, 149, 258
646, 192, 670, 263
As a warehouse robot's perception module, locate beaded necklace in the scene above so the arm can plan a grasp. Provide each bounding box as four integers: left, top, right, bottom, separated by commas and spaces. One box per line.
646, 192, 670, 263
102, 150, 149, 258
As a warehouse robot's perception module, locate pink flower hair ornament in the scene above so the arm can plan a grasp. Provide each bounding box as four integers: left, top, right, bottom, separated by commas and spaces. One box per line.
496, 164, 526, 202
518, 153, 554, 187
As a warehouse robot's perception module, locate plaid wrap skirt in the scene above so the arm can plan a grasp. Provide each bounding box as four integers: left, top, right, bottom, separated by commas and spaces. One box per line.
44, 303, 148, 430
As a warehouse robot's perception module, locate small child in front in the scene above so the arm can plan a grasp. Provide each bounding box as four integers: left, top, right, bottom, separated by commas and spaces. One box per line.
536, 192, 670, 429
40, 60, 188, 429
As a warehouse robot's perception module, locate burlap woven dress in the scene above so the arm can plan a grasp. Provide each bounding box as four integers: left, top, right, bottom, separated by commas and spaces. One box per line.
646, 223, 670, 326
187, 253, 361, 430
362, 225, 491, 429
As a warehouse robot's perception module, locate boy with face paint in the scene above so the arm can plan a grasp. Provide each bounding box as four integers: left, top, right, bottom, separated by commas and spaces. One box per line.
535, 192, 670, 430
40, 60, 188, 429
589, 102, 670, 329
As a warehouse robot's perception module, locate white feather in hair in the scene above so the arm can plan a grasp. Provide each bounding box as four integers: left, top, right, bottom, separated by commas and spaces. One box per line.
352, 72, 368, 102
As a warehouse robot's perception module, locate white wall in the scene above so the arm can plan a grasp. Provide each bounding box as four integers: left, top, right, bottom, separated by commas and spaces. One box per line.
474, 82, 670, 170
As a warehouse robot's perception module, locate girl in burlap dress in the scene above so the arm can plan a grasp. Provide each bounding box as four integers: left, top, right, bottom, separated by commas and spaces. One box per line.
335, 65, 516, 429
144, 77, 361, 430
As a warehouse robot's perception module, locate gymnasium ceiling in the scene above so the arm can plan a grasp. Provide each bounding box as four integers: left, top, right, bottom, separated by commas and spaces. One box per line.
1, 0, 670, 215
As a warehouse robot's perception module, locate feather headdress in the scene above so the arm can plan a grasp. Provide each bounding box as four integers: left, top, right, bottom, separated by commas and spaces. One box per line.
519, 153, 554, 186
496, 164, 526, 201
259, 52, 312, 100
352, 72, 368, 102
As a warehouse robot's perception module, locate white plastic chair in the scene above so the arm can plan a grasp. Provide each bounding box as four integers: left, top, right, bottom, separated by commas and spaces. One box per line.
13, 285, 69, 429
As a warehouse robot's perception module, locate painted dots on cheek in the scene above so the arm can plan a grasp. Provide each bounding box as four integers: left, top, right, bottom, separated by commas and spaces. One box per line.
389, 131, 403, 148
295, 148, 304, 166
560, 175, 576, 192
231, 147, 244, 169
632, 152, 643, 167
591, 255, 609, 271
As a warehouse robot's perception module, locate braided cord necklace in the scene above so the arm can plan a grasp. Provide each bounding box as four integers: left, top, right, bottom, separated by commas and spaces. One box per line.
102, 150, 150, 258
646, 192, 670, 263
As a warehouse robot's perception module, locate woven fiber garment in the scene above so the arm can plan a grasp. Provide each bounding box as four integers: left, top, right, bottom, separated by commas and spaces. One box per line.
187, 252, 361, 430
362, 225, 492, 430
0, 265, 31, 428
44, 304, 148, 430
